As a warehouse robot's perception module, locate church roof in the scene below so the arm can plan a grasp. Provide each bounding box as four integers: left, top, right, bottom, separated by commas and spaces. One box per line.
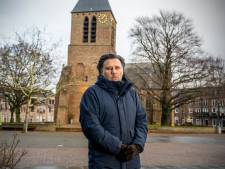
72, 0, 112, 13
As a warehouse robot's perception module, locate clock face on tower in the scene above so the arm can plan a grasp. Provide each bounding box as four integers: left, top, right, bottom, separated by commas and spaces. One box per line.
98, 14, 108, 24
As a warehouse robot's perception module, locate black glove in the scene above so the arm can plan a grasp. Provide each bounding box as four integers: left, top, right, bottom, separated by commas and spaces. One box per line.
127, 144, 142, 155
117, 144, 142, 162
117, 144, 133, 162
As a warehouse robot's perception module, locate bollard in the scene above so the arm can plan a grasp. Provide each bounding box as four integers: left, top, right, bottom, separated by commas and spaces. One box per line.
217, 126, 222, 134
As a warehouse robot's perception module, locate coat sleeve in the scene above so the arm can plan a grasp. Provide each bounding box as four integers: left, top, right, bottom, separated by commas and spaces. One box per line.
79, 88, 122, 155
132, 90, 148, 152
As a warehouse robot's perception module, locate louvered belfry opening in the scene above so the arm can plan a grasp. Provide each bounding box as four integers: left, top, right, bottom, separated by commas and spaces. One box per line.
91, 16, 97, 43
83, 16, 89, 43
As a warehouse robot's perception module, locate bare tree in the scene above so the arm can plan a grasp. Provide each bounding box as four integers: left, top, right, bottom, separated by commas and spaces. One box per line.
0, 28, 57, 132
129, 10, 209, 126
207, 57, 225, 128
0, 134, 27, 169
207, 56, 225, 87
0, 48, 28, 123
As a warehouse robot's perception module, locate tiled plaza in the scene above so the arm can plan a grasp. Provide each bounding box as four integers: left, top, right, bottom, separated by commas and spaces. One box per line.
1, 131, 225, 169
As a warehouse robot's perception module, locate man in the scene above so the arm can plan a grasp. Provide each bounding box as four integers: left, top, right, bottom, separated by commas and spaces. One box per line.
80, 53, 148, 169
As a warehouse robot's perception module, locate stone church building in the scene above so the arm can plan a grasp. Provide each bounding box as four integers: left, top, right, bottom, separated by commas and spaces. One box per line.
55, 0, 117, 126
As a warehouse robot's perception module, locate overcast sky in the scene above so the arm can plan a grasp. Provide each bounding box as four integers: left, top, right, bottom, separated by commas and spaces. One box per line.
0, 0, 225, 65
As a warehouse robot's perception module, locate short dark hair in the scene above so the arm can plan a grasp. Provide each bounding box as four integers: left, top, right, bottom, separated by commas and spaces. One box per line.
97, 53, 125, 75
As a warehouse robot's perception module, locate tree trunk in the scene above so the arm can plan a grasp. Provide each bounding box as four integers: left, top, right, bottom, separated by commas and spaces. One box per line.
161, 94, 172, 126
10, 108, 14, 123
15, 107, 21, 123
23, 99, 31, 133
23, 111, 28, 133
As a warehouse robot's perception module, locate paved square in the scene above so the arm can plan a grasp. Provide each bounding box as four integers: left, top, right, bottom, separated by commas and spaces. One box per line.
1, 131, 225, 169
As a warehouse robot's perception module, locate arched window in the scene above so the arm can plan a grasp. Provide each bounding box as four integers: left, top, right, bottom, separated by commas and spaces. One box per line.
83, 17, 89, 43
91, 16, 97, 43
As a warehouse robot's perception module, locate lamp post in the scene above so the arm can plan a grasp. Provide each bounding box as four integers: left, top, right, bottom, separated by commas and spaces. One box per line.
200, 97, 203, 126
0, 111, 2, 126
216, 98, 221, 134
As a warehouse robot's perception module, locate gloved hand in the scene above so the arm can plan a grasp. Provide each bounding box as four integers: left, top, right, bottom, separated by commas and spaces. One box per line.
117, 144, 142, 162
127, 144, 142, 155
117, 144, 133, 161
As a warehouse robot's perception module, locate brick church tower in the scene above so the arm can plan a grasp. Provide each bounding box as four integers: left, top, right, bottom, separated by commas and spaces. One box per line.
55, 0, 116, 126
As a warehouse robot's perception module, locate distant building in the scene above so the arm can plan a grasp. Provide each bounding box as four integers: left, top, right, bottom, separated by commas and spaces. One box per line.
0, 92, 55, 123
55, 0, 117, 126
174, 87, 225, 128
0, 93, 10, 123
125, 63, 162, 125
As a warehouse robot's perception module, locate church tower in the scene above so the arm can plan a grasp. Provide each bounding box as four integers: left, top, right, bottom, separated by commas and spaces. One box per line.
55, 0, 116, 126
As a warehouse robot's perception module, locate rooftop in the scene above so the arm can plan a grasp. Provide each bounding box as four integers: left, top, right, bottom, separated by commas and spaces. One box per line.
71, 0, 112, 13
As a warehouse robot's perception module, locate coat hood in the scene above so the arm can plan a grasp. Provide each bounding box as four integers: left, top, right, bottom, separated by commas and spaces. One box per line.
95, 75, 133, 96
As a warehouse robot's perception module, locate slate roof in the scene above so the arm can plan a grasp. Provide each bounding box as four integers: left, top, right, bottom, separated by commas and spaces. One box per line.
72, 0, 112, 13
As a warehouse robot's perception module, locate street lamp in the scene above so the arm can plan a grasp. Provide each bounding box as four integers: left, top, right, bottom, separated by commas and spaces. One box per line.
216, 99, 222, 134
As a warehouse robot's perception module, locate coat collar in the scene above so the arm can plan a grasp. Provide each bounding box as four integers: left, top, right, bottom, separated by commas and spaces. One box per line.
96, 75, 133, 96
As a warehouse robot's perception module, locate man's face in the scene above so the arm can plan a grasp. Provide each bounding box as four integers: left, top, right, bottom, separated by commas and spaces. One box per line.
102, 58, 123, 81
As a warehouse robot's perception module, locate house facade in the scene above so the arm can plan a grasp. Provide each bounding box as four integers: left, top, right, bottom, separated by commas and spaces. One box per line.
0, 93, 55, 123
174, 87, 225, 128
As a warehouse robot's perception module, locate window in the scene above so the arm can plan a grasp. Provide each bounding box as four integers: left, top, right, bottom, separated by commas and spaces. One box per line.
196, 119, 200, 125
83, 17, 89, 43
31, 106, 34, 112
91, 16, 97, 43
212, 119, 216, 126
49, 99, 54, 105
204, 99, 208, 106
212, 99, 216, 106
31, 98, 37, 104
39, 106, 45, 113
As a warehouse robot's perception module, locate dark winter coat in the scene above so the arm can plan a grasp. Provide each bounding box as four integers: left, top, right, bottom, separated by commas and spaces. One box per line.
80, 75, 148, 169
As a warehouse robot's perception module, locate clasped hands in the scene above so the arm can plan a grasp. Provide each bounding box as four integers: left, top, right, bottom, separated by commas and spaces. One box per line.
117, 144, 142, 162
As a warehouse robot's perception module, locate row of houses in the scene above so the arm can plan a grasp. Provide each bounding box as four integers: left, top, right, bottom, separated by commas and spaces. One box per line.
174, 95, 225, 127
0, 93, 55, 123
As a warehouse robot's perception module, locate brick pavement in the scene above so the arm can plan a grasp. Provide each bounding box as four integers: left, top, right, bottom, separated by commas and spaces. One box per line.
21, 166, 225, 169
141, 142, 225, 166
17, 148, 88, 168
1, 131, 225, 169
17, 142, 225, 168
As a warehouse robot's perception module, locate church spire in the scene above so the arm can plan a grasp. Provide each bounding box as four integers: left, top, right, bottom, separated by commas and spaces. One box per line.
72, 0, 112, 13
